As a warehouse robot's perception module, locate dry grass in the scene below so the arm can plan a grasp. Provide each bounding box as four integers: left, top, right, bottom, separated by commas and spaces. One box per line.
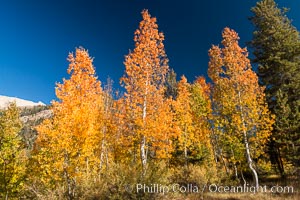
203, 193, 299, 200
161, 193, 299, 200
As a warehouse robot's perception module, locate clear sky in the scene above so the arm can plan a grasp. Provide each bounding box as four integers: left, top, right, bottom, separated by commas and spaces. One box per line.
0, 0, 299, 104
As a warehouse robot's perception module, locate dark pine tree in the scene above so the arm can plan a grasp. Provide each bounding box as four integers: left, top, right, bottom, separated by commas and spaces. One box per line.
249, 0, 300, 176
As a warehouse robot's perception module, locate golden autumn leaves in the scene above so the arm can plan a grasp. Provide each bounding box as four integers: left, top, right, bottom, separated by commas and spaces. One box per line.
30, 10, 274, 197
34, 48, 104, 189
0, 103, 26, 199
121, 10, 175, 172
208, 27, 274, 188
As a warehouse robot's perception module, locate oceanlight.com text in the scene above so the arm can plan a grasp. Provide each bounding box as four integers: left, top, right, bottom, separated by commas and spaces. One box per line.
127, 183, 294, 194
208, 184, 294, 194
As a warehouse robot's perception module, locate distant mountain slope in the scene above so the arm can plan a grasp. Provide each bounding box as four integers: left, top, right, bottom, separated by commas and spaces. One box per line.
0, 95, 45, 108
19, 105, 53, 149
20, 109, 53, 123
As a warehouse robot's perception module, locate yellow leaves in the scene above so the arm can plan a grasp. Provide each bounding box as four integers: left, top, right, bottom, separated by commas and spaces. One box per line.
67, 47, 95, 76
34, 47, 106, 188
120, 10, 178, 165
208, 27, 274, 167
0, 103, 27, 196
173, 76, 200, 156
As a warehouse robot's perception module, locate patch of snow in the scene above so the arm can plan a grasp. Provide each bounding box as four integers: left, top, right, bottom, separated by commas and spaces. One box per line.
0, 95, 46, 108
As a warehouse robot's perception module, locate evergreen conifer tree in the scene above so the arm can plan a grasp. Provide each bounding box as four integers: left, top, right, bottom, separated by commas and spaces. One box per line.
250, 0, 300, 174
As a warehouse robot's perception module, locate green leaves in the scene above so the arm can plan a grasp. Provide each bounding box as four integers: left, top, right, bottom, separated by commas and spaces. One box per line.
250, 0, 300, 172
0, 103, 26, 199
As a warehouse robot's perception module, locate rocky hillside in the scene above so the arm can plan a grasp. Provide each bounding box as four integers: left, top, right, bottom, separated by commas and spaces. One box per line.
0, 95, 53, 149
19, 105, 53, 149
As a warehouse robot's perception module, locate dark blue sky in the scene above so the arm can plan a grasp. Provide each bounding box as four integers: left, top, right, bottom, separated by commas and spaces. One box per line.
0, 0, 299, 104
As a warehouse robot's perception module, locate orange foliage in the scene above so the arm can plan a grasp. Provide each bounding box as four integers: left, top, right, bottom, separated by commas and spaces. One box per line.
208, 27, 274, 167
34, 47, 104, 188
120, 10, 177, 170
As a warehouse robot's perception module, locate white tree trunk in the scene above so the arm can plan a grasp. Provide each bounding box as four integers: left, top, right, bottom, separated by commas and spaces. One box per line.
238, 91, 259, 190
243, 132, 259, 190
141, 135, 147, 174
99, 136, 105, 170
184, 126, 188, 166
141, 76, 149, 174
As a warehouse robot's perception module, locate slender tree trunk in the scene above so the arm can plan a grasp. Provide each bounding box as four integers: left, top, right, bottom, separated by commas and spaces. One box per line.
64, 151, 74, 200
277, 146, 285, 178
100, 125, 107, 171
211, 142, 218, 165
133, 140, 137, 164
141, 135, 147, 174
240, 167, 246, 186
210, 130, 219, 165
243, 132, 259, 190
238, 91, 259, 190
141, 76, 148, 175
99, 125, 107, 182
270, 139, 285, 178
64, 169, 74, 200
211, 129, 229, 174
100, 91, 110, 172
184, 126, 188, 167
231, 147, 238, 180
220, 149, 229, 174
233, 163, 238, 180
99, 138, 105, 170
